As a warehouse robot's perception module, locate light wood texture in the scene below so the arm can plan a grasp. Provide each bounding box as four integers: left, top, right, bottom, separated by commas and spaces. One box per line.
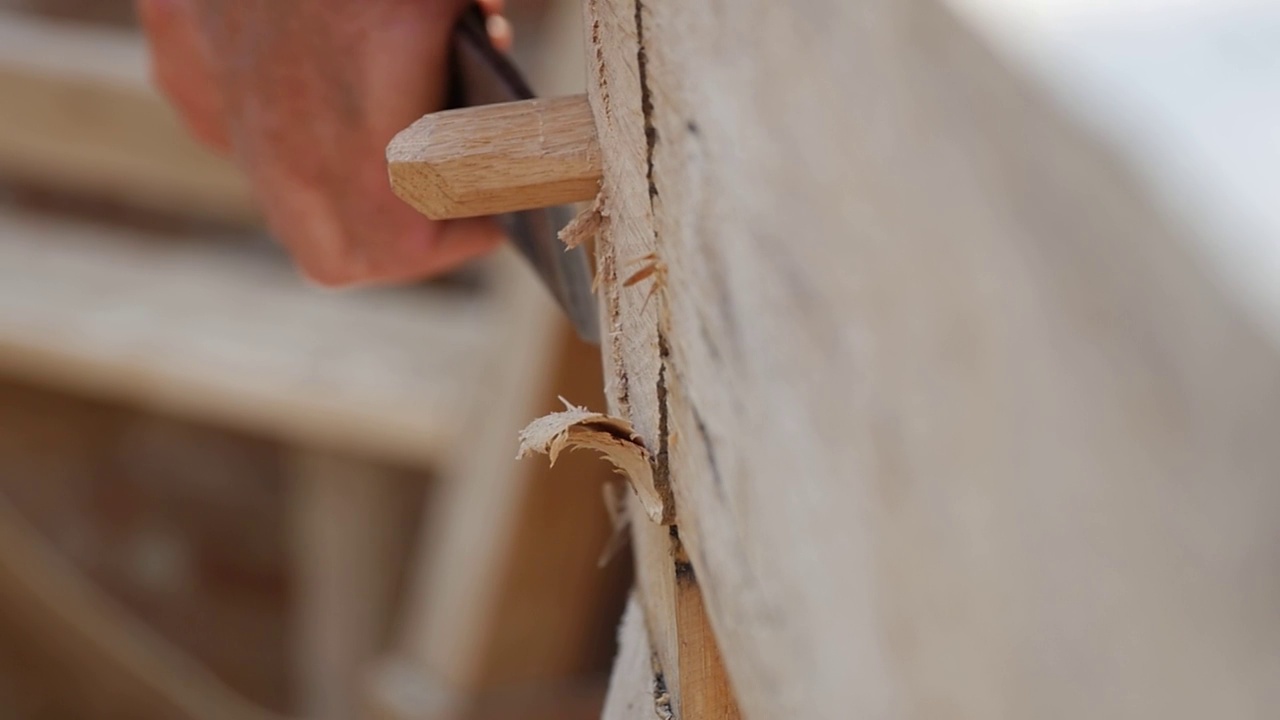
0, 207, 506, 468
289, 451, 416, 720
601, 597, 659, 720
582, 0, 733, 717
590, 0, 1280, 718
388, 95, 602, 219
0, 11, 256, 222
629, 511, 738, 720
0, 492, 282, 720
580, 0, 664, 450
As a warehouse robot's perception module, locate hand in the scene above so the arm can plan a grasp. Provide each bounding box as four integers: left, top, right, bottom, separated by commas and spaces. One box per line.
137, 0, 513, 286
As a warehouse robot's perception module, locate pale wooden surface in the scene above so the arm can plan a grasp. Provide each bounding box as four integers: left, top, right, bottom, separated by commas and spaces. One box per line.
580, 0, 665, 451
600, 598, 659, 720
0, 11, 255, 222
589, 0, 1280, 718
389, 95, 601, 219
0, 207, 510, 468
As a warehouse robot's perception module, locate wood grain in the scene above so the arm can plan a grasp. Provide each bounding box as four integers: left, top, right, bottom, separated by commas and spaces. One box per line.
0, 207, 504, 469
581, 0, 741, 717
580, 0, 665, 448
592, 0, 1280, 718
630, 510, 739, 720
388, 95, 602, 219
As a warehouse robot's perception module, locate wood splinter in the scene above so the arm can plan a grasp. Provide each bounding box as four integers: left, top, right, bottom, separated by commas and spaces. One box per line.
387, 94, 602, 219
518, 399, 673, 525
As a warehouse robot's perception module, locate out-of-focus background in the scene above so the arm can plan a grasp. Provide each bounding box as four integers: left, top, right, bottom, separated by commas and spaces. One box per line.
0, 1, 630, 718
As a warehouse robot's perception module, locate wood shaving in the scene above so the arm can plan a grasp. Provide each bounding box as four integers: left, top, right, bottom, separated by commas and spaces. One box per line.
518, 399, 671, 524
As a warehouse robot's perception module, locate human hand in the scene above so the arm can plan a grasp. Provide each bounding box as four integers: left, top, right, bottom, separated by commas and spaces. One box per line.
137, 0, 513, 285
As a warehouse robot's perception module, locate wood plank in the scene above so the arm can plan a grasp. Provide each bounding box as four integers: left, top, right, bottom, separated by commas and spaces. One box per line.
389, 95, 602, 219
629, 511, 738, 720
0, 207, 505, 468
581, 0, 737, 716
592, 0, 1280, 718
0, 12, 256, 222
580, 0, 665, 448
601, 597, 659, 720
0, 491, 282, 720
288, 451, 417, 720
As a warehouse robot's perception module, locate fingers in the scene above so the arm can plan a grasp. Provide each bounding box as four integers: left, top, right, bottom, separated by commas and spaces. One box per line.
222, 1, 508, 286
486, 13, 514, 52
249, 151, 505, 287
136, 0, 231, 153
139, 0, 510, 285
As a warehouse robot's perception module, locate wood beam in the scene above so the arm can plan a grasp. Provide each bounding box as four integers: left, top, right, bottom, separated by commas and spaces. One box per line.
590, 0, 1280, 717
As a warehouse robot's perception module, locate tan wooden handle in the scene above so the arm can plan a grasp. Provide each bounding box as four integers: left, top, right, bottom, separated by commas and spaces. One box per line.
387, 94, 602, 219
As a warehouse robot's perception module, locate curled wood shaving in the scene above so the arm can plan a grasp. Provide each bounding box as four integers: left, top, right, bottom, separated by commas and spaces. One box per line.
518, 399, 671, 524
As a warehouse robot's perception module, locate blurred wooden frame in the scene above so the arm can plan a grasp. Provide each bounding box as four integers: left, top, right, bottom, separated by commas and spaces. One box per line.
0, 11, 256, 222
0, 5, 627, 720
0, 208, 627, 720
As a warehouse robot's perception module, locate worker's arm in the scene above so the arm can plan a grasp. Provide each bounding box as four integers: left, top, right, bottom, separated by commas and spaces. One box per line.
136, 0, 511, 285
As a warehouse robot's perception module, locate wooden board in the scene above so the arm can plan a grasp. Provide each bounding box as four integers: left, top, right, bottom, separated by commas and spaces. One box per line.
0, 12, 256, 222
600, 598, 659, 720
580, 2, 736, 716
629, 512, 737, 720
0, 207, 512, 468
590, 0, 1280, 718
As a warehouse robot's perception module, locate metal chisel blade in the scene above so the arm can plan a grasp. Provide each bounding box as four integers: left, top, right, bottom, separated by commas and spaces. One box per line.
450, 5, 600, 345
